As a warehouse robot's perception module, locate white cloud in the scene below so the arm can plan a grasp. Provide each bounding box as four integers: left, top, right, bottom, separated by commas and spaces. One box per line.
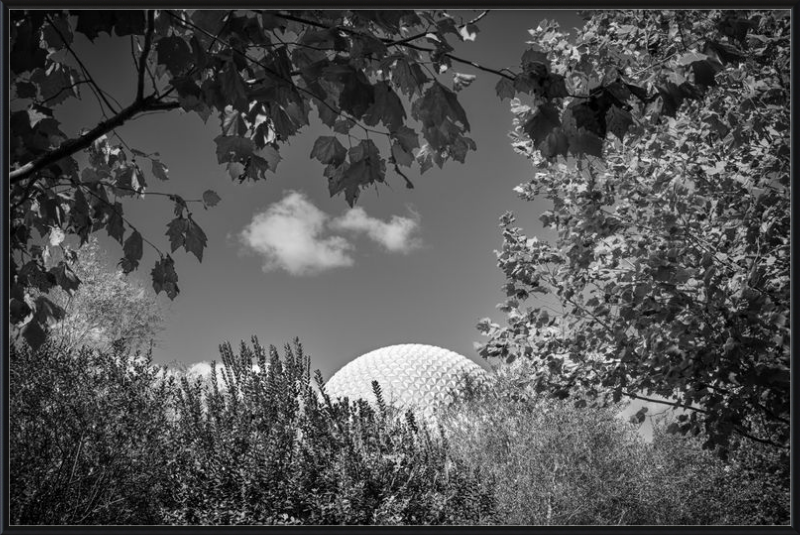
331, 207, 421, 254
240, 191, 354, 276
240, 191, 422, 276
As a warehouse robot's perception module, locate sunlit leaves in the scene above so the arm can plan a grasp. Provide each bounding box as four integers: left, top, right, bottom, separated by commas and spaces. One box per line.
452, 72, 477, 92
485, 9, 790, 456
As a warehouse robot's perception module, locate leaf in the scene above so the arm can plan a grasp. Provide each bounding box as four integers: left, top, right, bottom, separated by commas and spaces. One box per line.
152, 160, 169, 181
392, 125, 420, 153
459, 23, 479, 41
221, 60, 249, 112
151, 255, 179, 300
202, 190, 221, 207
495, 77, 516, 100
22, 320, 47, 350
568, 128, 604, 157
184, 218, 208, 262
106, 202, 125, 244
703, 40, 745, 65
30, 63, 81, 106
539, 129, 569, 159
413, 82, 470, 131
121, 230, 143, 273
606, 105, 634, 141
48, 226, 65, 246
523, 103, 561, 146
42, 14, 73, 50
156, 36, 192, 76
49, 261, 81, 294
311, 136, 347, 166
452, 72, 477, 92
391, 142, 414, 167
362, 82, 406, 130
521, 48, 549, 74
391, 57, 428, 97
691, 58, 724, 87
676, 52, 708, 66
166, 217, 188, 253
214, 135, 254, 164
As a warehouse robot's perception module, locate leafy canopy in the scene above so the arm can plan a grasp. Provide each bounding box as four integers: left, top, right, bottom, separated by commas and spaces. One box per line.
477, 10, 790, 457
10, 8, 778, 359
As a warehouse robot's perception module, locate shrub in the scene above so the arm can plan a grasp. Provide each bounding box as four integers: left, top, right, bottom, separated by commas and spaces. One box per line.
157, 337, 496, 525
9, 341, 173, 524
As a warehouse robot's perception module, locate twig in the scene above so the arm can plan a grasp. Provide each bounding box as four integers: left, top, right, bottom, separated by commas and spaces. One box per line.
45, 14, 119, 115
136, 10, 156, 101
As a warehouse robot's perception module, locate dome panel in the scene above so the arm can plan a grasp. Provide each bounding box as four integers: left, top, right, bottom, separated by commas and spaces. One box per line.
324, 343, 488, 418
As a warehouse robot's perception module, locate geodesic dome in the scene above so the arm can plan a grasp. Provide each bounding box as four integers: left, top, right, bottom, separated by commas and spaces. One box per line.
324, 344, 489, 419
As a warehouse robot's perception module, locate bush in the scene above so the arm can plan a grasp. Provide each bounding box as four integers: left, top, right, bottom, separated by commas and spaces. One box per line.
438, 361, 789, 525
10, 341, 173, 524
158, 338, 496, 525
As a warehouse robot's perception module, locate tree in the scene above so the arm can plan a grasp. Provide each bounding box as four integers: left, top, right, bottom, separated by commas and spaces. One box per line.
37, 237, 164, 353
476, 10, 790, 457
10, 8, 728, 349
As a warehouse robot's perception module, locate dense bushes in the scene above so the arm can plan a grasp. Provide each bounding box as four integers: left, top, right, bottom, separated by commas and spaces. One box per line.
437, 363, 790, 525
10, 338, 495, 525
10, 336, 788, 525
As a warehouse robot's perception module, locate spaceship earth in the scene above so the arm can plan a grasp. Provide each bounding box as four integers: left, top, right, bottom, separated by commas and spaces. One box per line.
324, 344, 489, 418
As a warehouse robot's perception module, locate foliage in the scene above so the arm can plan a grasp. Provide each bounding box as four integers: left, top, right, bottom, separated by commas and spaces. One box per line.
24, 237, 164, 353
9, 8, 736, 349
439, 361, 789, 525
10, 341, 173, 524
160, 337, 495, 525
477, 10, 790, 456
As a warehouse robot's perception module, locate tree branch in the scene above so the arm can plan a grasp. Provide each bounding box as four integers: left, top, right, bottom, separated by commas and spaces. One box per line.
137, 10, 156, 102
10, 97, 179, 184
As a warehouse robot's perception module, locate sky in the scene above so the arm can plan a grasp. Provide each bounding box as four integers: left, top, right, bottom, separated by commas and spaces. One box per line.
48, 9, 586, 380
31, 8, 665, 438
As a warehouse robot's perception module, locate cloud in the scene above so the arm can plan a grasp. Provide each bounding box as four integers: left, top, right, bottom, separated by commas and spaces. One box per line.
331, 207, 421, 254
240, 191, 354, 276
240, 191, 422, 276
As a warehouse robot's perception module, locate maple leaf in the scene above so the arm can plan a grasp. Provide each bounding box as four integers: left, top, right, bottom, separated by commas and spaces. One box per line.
152, 159, 169, 180
392, 125, 420, 153
567, 128, 604, 157
524, 103, 561, 146
184, 218, 208, 262
151, 255, 179, 299
606, 105, 634, 141
413, 82, 470, 131
30, 63, 81, 106
214, 135, 254, 164
311, 136, 347, 166
166, 217, 189, 253
221, 60, 249, 113
156, 36, 192, 76
202, 190, 221, 207
391, 142, 414, 167
691, 58, 724, 87
121, 230, 143, 273
391, 57, 428, 97
362, 82, 406, 130
106, 202, 125, 244
495, 77, 516, 100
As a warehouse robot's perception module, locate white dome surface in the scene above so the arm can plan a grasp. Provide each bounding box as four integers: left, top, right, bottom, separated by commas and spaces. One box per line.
324, 344, 488, 417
